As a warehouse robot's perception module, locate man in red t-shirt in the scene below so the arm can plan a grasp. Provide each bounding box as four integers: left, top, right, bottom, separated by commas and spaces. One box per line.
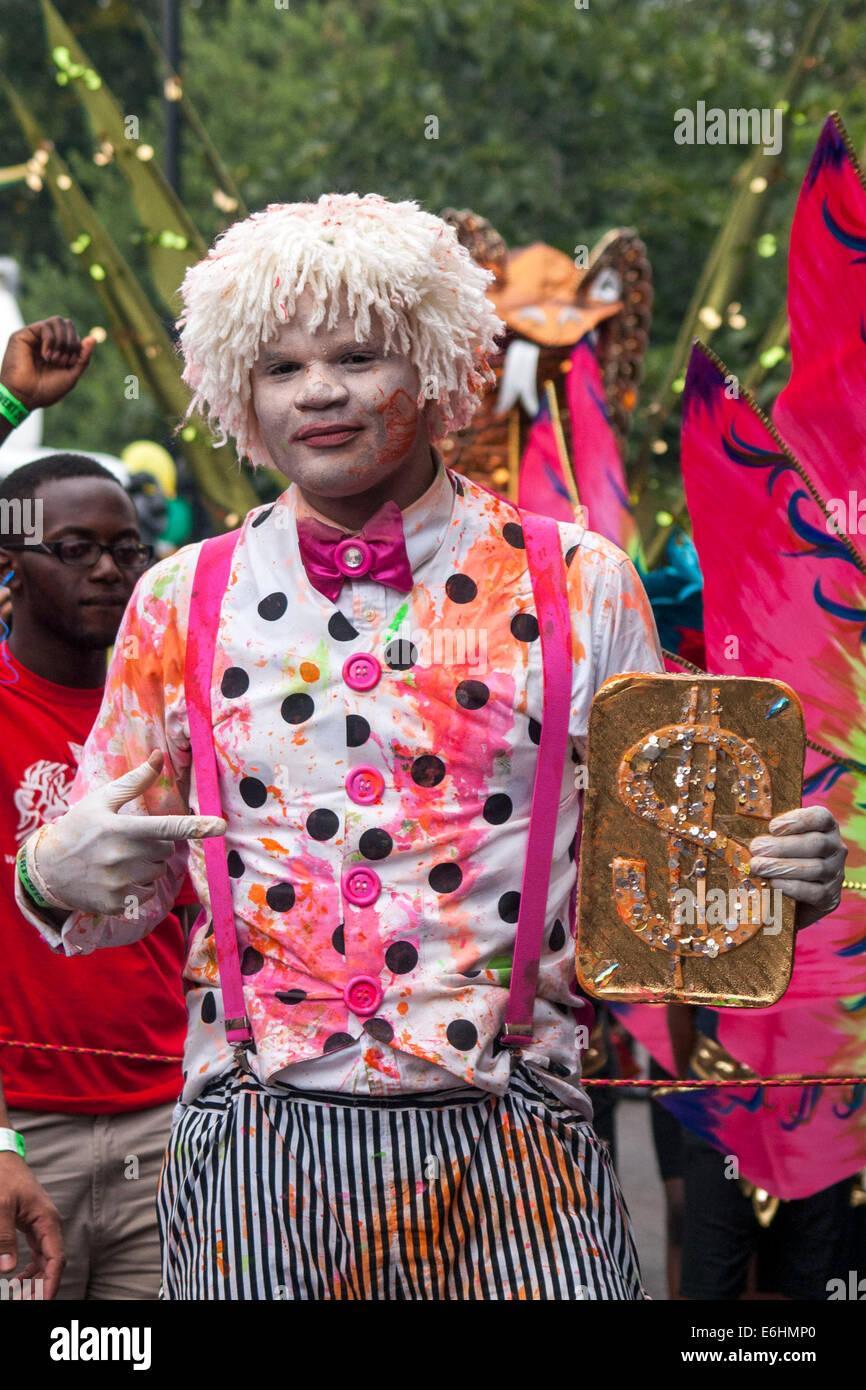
0, 318, 192, 1299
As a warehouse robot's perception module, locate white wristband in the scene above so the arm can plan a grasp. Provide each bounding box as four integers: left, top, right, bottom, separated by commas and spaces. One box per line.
0, 1128, 26, 1159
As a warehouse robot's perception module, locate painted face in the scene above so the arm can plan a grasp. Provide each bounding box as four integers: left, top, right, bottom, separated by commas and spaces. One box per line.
249, 285, 433, 503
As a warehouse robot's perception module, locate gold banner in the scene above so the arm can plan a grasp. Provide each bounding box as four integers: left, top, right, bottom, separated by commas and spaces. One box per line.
577, 674, 805, 1006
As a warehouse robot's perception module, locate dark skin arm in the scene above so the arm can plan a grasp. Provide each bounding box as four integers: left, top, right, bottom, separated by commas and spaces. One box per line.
0, 315, 97, 417
0, 1076, 64, 1298
666, 1003, 698, 1080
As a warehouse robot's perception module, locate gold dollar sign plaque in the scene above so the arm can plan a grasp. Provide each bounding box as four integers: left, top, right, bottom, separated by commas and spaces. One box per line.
576, 674, 805, 1006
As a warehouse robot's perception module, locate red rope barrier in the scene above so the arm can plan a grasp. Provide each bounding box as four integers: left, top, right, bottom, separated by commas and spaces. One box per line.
584, 1075, 866, 1088
2, 1040, 865, 1087
0, 1039, 182, 1064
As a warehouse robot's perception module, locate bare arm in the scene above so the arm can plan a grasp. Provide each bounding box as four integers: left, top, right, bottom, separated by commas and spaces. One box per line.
0, 1075, 65, 1297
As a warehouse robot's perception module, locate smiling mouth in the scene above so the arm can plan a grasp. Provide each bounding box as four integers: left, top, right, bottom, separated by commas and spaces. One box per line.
295, 426, 363, 446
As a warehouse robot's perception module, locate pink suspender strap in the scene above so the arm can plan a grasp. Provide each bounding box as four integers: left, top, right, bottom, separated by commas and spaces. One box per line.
184, 529, 252, 1048
501, 510, 572, 1046
183, 510, 571, 1055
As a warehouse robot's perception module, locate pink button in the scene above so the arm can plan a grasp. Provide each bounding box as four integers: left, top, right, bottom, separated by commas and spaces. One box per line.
346, 765, 385, 805
335, 537, 372, 578
344, 974, 383, 1017
343, 653, 381, 691
342, 866, 381, 906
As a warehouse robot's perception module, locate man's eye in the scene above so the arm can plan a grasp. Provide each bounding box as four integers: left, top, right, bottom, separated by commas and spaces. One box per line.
344, 353, 375, 365
270, 362, 300, 375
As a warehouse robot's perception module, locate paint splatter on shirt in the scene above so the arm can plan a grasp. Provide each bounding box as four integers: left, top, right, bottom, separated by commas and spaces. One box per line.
19, 457, 663, 1106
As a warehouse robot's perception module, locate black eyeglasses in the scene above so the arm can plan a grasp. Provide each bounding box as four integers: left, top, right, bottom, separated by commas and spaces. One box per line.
2, 539, 155, 571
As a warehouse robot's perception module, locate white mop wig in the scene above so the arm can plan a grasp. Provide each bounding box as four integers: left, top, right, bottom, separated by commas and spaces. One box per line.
173, 192, 505, 469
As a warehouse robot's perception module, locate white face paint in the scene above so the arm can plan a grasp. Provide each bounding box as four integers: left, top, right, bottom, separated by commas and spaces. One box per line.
250, 285, 435, 524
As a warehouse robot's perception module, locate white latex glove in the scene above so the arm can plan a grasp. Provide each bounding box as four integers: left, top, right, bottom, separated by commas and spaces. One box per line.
26, 750, 226, 917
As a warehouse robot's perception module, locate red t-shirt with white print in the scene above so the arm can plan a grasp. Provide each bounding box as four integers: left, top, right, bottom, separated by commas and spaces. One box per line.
0, 642, 193, 1113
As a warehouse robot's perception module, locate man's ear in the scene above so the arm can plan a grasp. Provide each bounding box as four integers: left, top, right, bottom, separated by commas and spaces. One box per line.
419, 398, 437, 442
0, 546, 22, 595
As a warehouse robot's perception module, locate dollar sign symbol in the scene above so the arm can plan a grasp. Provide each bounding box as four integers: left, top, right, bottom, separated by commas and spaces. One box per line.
611, 685, 772, 980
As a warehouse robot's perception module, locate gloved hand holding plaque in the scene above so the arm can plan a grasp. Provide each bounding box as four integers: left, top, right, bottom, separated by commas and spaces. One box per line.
576, 674, 805, 1006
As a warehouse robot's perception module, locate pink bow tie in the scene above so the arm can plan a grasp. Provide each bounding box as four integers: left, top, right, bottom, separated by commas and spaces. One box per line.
296, 499, 414, 603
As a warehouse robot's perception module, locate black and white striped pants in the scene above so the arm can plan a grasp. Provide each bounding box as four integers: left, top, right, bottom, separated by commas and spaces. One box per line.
157, 1062, 646, 1299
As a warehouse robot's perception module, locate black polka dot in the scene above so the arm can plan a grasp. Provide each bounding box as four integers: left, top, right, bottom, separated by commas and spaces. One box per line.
445, 573, 477, 604
447, 1019, 478, 1051
251, 505, 274, 528
511, 612, 539, 642
462, 968, 481, 978
346, 714, 370, 747
240, 776, 267, 808
549, 918, 566, 952
281, 692, 314, 724
385, 941, 418, 974
384, 639, 417, 670
450, 472, 465, 497
201, 991, 216, 1024
503, 522, 525, 549
221, 667, 249, 698
528, 718, 541, 746
328, 611, 358, 642
266, 882, 296, 912
429, 862, 463, 893
258, 591, 288, 621
323, 1032, 355, 1053
360, 828, 393, 860
227, 850, 245, 878
307, 808, 339, 841
331, 923, 345, 955
455, 679, 489, 710
571, 745, 580, 764
566, 544, 578, 567
364, 1017, 394, 1043
568, 831, 578, 863
241, 946, 263, 975
498, 891, 521, 923
411, 755, 445, 787
483, 793, 512, 824
276, 989, 307, 1005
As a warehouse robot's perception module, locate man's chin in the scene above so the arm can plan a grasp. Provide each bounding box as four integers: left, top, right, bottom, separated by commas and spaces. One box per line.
78, 621, 124, 650
271, 455, 405, 499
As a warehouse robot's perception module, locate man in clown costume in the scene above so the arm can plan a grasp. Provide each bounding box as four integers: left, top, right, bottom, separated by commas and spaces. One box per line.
11, 194, 846, 1300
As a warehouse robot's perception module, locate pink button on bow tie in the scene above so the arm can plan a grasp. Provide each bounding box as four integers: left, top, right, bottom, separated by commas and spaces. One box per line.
296, 499, 414, 603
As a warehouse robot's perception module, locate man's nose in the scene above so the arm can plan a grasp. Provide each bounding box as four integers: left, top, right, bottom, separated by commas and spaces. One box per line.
90, 549, 132, 589
294, 366, 349, 408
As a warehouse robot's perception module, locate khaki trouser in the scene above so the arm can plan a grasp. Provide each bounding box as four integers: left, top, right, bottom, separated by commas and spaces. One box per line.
7, 1101, 175, 1300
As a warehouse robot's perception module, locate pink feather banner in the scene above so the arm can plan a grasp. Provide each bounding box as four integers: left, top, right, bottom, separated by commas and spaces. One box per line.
518, 340, 639, 557
616, 114, 866, 1199
565, 339, 640, 558
517, 398, 575, 524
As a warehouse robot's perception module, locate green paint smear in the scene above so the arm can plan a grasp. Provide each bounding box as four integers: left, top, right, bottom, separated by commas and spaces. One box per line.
150, 562, 181, 600
281, 637, 333, 687
384, 602, 409, 641
311, 637, 331, 684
